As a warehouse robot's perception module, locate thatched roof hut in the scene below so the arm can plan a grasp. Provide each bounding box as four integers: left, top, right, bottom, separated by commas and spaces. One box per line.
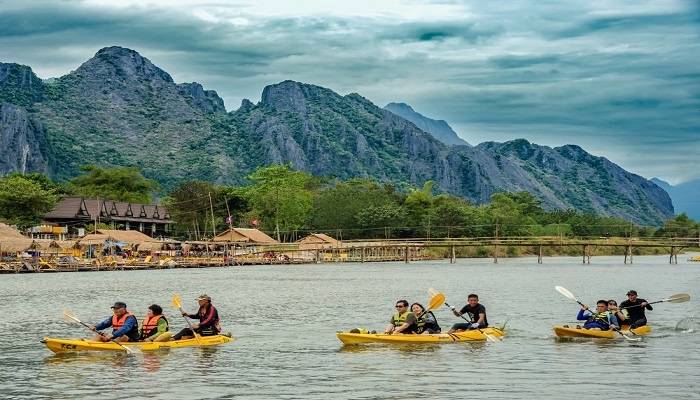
212, 228, 278, 244
79, 229, 156, 246
296, 233, 340, 250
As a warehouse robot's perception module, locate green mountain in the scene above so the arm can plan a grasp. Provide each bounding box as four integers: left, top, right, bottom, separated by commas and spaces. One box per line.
0, 46, 674, 225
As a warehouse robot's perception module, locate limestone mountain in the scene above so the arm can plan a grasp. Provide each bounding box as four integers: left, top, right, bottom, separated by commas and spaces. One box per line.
384, 102, 470, 146
0, 47, 674, 225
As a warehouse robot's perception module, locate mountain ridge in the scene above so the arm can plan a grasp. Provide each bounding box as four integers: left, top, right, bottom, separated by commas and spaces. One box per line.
384, 102, 470, 146
0, 46, 674, 225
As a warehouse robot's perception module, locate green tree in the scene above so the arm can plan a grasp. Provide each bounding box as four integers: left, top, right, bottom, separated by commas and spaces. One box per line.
243, 165, 313, 241
657, 213, 698, 238
69, 165, 158, 203
403, 181, 435, 237
0, 174, 58, 229
310, 179, 403, 238
164, 181, 229, 240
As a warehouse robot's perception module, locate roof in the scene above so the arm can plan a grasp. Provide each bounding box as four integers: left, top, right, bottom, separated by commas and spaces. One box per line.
297, 233, 339, 245
79, 229, 156, 245
0, 238, 35, 252
0, 223, 27, 240
43, 197, 173, 224
212, 228, 278, 244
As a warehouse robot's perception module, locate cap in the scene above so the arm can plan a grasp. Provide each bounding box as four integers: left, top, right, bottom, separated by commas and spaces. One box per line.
197, 294, 211, 302
110, 301, 127, 309
626, 290, 637, 296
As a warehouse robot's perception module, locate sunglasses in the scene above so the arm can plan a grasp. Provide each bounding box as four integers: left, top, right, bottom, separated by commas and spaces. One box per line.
395, 305, 405, 308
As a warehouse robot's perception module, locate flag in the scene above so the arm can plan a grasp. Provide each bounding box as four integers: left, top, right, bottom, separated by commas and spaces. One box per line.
251, 219, 258, 227
226, 215, 232, 224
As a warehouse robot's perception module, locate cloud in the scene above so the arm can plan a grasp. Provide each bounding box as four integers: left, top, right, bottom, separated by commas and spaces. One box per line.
0, 0, 698, 183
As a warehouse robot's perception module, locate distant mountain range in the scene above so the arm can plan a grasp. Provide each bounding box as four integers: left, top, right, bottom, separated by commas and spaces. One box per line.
651, 178, 699, 220
384, 102, 470, 146
0, 46, 674, 225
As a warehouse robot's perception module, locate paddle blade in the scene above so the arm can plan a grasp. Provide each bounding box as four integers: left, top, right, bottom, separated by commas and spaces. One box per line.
62, 309, 81, 324
172, 294, 182, 309
666, 293, 690, 304
428, 292, 446, 311
427, 288, 441, 298
555, 286, 578, 301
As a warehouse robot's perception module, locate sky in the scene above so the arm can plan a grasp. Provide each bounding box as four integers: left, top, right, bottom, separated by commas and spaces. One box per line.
1, 0, 698, 184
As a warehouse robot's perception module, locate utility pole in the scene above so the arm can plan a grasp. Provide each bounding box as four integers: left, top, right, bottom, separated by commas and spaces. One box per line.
94, 196, 99, 233
208, 192, 217, 239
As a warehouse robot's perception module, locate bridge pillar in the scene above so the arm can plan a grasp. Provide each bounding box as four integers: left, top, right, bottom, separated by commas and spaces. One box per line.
493, 244, 498, 264
405, 246, 409, 264
624, 245, 633, 264
450, 246, 456, 264
361, 247, 365, 263
670, 247, 678, 264
538, 245, 543, 264
315, 249, 321, 264
582, 244, 591, 264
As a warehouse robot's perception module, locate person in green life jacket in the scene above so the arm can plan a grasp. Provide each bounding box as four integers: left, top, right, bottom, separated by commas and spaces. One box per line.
577, 300, 619, 330
410, 303, 441, 334
140, 304, 170, 342
89, 301, 139, 342
384, 299, 418, 334
607, 299, 627, 328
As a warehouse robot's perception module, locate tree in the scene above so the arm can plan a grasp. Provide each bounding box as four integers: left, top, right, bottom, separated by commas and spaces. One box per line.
403, 181, 435, 237
0, 174, 58, 229
310, 179, 403, 238
69, 165, 158, 203
243, 165, 313, 240
164, 181, 225, 240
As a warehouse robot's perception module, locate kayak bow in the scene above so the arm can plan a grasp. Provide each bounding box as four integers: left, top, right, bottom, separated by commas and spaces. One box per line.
553, 325, 651, 339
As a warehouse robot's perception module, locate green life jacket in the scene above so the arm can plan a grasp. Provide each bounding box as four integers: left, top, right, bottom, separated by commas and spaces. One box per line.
391, 310, 410, 327
588, 311, 612, 328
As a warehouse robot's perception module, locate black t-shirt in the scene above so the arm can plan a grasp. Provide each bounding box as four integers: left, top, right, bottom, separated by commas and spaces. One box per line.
459, 304, 488, 326
620, 298, 652, 321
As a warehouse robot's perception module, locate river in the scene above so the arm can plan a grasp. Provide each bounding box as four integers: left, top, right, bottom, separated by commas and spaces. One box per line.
1, 254, 699, 399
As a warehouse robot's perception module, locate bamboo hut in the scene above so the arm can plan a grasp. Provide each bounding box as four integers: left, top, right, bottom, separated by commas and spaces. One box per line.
212, 228, 278, 244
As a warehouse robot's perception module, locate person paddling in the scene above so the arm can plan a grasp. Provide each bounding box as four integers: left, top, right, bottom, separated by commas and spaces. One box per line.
448, 294, 488, 333
140, 304, 170, 342
90, 301, 139, 342
384, 299, 417, 334
172, 294, 221, 340
619, 290, 652, 328
576, 300, 619, 331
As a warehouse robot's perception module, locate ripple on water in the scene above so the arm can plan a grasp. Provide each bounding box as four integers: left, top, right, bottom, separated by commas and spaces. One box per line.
1, 256, 699, 399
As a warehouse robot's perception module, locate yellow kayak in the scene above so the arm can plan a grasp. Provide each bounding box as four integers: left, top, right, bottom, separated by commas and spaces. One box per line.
553, 325, 651, 339
42, 334, 234, 353
337, 327, 505, 345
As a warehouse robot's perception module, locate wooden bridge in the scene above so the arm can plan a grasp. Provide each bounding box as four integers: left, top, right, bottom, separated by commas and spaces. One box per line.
295, 236, 700, 265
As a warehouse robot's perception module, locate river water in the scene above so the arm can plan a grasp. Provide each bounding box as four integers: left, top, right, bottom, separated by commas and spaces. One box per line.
1, 254, 699, 399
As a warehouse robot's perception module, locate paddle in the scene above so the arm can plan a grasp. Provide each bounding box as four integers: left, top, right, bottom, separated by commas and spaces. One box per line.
62, 310, 134, 353
554, 286, 640, 342
621, 293, 690, 309
172, 294, 203, 345
428, 288, 500, 342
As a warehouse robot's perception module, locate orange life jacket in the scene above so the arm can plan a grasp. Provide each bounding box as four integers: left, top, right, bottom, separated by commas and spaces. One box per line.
112, 312, 135, 330
141, 314, 168, 339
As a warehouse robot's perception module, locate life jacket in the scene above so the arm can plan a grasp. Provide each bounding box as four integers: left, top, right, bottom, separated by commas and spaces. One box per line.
140, 314, 168, 339
391, 310, 410, 327
111, 312, 139, 340
587, 311, 612, 329
416, 311, 440, 334
198, 304, 221, 334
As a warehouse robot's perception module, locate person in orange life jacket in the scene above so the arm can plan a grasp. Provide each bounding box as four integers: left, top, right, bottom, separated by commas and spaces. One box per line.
140, 304, 170, 342
172, 294, 221, 340
90, 302, 139, 342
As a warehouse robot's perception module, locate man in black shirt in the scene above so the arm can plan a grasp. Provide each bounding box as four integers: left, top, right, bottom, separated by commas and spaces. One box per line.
447, 293, 488, 333
619, 290, 652, 328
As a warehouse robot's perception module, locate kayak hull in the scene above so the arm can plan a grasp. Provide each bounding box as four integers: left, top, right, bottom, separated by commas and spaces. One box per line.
553, 325, 651, 339
336, 327, 505, 344
42, 334, 234, 353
